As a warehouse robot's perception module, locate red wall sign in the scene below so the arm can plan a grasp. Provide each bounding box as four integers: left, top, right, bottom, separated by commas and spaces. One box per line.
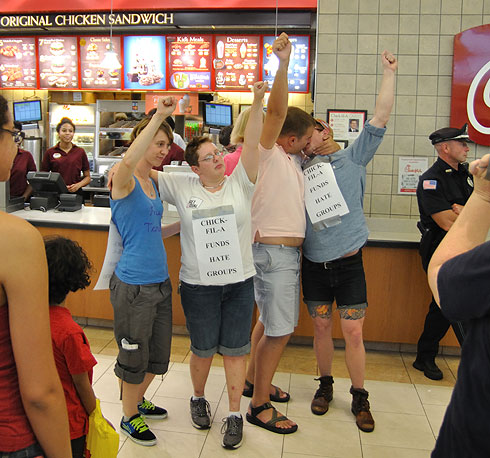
450, 24, 490, 146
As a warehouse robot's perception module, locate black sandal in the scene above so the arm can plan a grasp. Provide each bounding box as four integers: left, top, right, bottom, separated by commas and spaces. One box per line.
242, 380, 290, 403
246, 402, 298, 434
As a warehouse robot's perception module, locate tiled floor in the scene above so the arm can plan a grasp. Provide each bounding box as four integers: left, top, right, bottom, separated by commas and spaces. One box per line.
87, 326, 458, 458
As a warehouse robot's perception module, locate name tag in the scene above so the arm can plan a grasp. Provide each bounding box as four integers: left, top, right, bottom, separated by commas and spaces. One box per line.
304, 161, 349, 225
192, 205, 244, 285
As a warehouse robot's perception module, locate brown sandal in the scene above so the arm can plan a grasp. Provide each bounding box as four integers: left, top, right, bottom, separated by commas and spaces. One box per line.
246, 402, 298, 434
242, 380, 291, 403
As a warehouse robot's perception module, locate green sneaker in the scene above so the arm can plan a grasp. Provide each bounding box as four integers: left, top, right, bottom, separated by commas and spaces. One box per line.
138, 397, 168, 420
120, 413, 157, 446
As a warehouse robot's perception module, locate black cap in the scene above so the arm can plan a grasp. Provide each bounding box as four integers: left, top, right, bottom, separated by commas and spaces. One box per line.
429, 123, 472, 145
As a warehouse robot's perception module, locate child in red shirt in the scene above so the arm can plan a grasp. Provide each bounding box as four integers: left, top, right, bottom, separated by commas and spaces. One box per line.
44, 236, 98, 458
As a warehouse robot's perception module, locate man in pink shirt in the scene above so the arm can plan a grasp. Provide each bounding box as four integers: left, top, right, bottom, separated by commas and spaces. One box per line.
244, 33, 316, 434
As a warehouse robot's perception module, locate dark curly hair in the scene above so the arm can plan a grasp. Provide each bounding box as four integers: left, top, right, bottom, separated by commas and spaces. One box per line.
0, 95, 9, 128
44, 236, 93, 305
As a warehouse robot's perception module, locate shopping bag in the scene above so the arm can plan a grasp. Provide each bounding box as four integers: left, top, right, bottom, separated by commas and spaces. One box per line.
86, 399, 119, 458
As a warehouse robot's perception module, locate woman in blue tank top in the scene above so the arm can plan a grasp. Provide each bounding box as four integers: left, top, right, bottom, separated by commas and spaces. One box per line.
109, 96, 177, 447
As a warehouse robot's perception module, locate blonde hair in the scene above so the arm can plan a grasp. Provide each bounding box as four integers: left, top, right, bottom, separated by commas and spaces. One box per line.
230, 107, 265, 145
129, 117, 174, 145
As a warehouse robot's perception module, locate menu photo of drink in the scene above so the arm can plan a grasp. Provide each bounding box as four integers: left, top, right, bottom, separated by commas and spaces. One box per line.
79, 36, 122, 90
123, 36, 166, 90
262, 35, 310, 93
214, 35, 260, 91
169, 35, 212, 90
38, 37, 79, 89
0, 37, 37, 89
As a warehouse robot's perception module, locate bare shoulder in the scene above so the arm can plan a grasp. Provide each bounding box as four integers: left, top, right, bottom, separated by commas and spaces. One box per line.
0, 213, 43, 258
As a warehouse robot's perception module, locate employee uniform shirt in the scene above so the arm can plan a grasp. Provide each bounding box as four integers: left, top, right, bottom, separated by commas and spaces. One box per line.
41, 143, 90, 186
432, 241, 490, 458
9, 148, 36, 197
416, 157, 473, 234
173, 133, 186, 150
252, 143, 305, 239
158, 160, 255, 285
49, 305, 97, 440
302, 122, 386, 262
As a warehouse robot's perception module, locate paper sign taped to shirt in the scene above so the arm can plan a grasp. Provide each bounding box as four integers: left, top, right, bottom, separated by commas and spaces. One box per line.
93, 221, 123, 290
304, 161, 349, 225
192, 205, 244, 285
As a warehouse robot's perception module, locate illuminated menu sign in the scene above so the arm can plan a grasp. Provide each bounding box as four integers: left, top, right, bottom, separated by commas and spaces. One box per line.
0, 37, 37, 88
169, 35, 212, 90
123, 36, 166, 90
79, 36, 122, 90
38, 36, 79, 89
262, 35, 309, 93
214, 35, 260, 90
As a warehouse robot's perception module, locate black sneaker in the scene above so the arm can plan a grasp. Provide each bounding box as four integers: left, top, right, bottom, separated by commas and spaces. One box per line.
138, 397, 168, 420
120, 413, 157, 446
221, 415, 243, 449
413, 359, 443, 380
190, 397, 211, 429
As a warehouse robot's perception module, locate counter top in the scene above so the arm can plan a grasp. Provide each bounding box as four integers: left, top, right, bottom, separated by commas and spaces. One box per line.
10, 206, 181, 238
11, 207, 422, 244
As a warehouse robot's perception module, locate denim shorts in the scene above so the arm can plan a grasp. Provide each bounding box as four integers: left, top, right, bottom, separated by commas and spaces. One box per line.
0, 443, 44, 458
253, 243, 301, 337
109, 273, 173, 384
302, 249, 367, 317
180, 276, 254, 358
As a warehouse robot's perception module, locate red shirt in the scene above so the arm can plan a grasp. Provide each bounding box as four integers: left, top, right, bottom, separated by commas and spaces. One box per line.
49, 306, 97, 440
0, 305, 37, 452
9, 148, 37, 198
41, 144, 90, 186
153, 142, 185, 171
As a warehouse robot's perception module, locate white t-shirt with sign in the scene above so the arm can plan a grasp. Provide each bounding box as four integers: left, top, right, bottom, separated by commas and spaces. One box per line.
157, 160, 256, 285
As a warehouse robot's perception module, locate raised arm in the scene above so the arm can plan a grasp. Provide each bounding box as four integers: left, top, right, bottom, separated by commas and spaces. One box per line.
112, 96, 176, 198
1, 218, 71, 458
240, 81, 268, 183
428, 154, 490, 304
370, 50, 397, 128
260, 33, 291, 149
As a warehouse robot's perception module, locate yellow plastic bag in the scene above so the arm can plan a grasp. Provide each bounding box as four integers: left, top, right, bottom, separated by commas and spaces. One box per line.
86, 399, 119, 458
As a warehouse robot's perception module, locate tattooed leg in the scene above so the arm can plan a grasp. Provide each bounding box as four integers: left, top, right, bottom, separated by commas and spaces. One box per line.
340, 307, 366, 388
311, 303, 334, 376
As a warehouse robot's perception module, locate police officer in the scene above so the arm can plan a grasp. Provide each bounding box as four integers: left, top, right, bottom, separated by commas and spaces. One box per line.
413, 124, 473, 380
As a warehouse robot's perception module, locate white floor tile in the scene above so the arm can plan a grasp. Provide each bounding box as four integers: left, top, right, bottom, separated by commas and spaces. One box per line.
365, 380, 425, 415
424, 404, 447, 438
362, 444, 432, 458
415, 384, 454, 406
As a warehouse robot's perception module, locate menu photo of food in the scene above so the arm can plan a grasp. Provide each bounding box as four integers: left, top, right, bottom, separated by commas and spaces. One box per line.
0, 37, 37, 88
123, 36, 166, 90
262, 35, 310, 93
79, 36, 122, 90
38, 37, 79, 89
214, 35, 260, 90
169, 35, 212, 90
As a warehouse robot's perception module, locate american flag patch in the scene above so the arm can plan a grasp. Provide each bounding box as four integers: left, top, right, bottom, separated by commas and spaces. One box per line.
423, 180, 437, 190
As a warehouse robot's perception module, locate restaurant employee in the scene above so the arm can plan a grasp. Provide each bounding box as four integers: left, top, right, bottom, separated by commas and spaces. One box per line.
41, 117, 91, 192
9, 121, 36, 200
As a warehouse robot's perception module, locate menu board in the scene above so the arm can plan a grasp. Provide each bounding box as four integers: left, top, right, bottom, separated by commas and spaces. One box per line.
169, 35, 212, 90
0, 38, 37, 89
79, 36, 122, 90
123, 36, 166, 90
38, 37, 79, 89
213, 35, 260, 90
262, 35, 310, 92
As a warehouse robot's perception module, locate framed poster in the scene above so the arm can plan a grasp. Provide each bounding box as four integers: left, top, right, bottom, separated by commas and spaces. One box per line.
398, 157, 428, 195
327, 109, 367, 142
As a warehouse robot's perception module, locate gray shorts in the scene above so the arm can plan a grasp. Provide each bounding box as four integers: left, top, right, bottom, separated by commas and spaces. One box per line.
109, 273, 172, 384
252, 243, 301, 337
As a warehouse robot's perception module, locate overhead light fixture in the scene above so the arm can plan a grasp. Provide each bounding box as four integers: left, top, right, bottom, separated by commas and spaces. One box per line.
100, 0, 121, 70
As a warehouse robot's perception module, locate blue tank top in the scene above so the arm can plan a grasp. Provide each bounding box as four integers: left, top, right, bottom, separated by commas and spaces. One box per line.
110, 177, 169, 284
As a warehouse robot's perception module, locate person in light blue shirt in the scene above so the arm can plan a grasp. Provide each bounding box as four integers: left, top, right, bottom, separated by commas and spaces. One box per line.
301, 51, 397, 434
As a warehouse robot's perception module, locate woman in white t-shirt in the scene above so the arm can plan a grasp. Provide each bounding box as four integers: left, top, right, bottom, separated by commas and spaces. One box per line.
151, 81, 268, 449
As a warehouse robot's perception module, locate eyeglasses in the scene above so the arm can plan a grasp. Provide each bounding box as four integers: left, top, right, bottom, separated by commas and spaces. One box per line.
198, 150, 223, 162
0, 127, 24, 144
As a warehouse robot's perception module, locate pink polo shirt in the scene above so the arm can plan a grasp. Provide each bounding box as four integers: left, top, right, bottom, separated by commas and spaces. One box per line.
252, 143, 305, 239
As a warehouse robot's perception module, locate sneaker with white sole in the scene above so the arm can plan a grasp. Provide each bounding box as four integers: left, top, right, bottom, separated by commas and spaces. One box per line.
221, 415, 243, 449
138, 397, 168, 420
190, 397, 211, 429
120, 413, 157, 446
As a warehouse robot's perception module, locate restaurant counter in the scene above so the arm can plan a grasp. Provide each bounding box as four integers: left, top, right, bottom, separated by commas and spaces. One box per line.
11, 207, 458, 348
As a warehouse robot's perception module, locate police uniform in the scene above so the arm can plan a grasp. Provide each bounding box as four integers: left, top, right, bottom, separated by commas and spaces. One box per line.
414, 125, 473, 379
